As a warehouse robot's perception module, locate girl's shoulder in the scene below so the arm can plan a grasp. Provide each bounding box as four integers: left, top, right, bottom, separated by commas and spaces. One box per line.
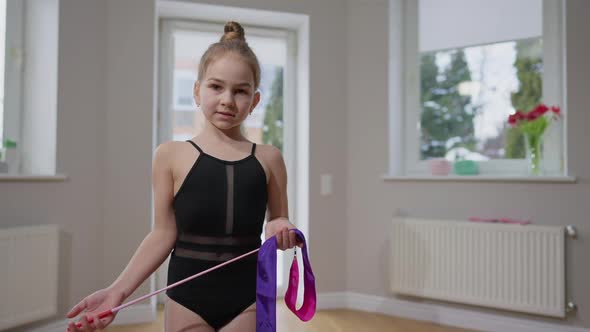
253, 143, 285, 174
155, 140, 208, 183
253, 143, 282, 160
153, 140, 200, 169
155, 140, 194, 157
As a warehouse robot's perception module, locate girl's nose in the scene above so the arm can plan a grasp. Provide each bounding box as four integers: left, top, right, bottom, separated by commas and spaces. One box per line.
220, 91, 236, 108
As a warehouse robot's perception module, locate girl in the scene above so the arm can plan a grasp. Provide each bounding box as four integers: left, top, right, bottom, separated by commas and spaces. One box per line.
66, 21, 299, 332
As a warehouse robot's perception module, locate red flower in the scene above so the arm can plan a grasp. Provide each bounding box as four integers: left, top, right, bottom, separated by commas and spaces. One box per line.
508, 114, 517, 125
535, 103, 549, 115
508, 111, 527, 126
526, 110, 541, 121
506, 103, 561, 125
525, 104, 548, 120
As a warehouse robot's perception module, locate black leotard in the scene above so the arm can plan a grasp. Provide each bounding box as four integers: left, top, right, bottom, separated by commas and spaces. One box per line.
166, 140, 267, 330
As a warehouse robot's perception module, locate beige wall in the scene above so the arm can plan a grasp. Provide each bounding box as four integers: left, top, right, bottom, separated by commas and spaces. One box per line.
102, 0, 156, 301
345, 0, 590, 329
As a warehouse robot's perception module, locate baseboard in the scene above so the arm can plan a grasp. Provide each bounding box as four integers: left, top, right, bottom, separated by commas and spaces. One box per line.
26, 304, 156, 332
317, 292, 589, 332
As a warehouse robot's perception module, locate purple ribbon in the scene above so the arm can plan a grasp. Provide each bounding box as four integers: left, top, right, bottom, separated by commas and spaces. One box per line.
256, 229, 316, 331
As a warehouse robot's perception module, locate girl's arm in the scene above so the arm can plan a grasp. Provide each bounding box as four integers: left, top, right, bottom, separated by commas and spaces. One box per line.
263, 145, 298, 250
106, 142, 178, 298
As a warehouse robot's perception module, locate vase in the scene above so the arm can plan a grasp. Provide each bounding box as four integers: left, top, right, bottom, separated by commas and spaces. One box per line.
429, 158, 451, 176
524, 133, 544, 175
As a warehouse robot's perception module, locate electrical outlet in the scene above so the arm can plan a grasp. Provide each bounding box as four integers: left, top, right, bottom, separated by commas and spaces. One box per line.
320, 174, 332, 195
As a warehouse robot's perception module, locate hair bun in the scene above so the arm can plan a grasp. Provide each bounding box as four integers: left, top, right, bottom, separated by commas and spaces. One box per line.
221, 21, 246, 42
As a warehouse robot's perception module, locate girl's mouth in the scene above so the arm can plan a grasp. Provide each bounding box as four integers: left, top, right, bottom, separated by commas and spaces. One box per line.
216, 111, 236, 118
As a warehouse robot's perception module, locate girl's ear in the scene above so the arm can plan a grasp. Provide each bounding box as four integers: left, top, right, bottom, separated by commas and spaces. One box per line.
250, 91, 261, 113
194, 81, 201, 106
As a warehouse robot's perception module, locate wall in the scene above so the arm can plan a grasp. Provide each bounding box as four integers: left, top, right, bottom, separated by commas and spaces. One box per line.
101, 0, 156, 301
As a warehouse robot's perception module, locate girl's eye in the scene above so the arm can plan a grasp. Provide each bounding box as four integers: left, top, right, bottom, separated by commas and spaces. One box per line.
210, 84, 222, 90
236, 89, 248, 95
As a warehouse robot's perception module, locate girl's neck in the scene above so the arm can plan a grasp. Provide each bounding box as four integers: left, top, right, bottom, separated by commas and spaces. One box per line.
198, 121, 248, 144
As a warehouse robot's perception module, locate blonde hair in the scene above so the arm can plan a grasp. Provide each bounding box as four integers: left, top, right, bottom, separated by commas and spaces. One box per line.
197, 21, 261, 89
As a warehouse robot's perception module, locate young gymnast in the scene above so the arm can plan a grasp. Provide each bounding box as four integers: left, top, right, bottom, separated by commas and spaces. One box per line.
66, 21, 300, 332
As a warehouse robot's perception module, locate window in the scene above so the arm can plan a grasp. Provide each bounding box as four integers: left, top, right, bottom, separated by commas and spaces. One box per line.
173, 71, 196, 111
0, 0, 5, 142
1, 0, 26, 172
0, 0, 20, 153
1, 0, 59, 175
420, 38, 542, 162
391, 0, 566, 176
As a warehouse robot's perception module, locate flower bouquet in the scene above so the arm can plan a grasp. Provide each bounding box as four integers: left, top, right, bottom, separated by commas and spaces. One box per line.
508, 104, 561, 175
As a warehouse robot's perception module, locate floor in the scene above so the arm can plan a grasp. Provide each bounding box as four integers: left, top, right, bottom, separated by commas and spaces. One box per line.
104, 301, 476, 332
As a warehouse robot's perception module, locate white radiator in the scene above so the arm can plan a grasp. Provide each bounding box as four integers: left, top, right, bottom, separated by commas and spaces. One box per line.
0, 225, 59, 330
390, 218, 566, 317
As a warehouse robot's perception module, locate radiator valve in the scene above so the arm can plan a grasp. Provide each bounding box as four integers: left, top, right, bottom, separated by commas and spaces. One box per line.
565, 225, 577, 239
566, 301, 578, 314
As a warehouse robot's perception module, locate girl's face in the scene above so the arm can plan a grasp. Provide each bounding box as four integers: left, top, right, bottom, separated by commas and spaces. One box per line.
194, 54, 260, 131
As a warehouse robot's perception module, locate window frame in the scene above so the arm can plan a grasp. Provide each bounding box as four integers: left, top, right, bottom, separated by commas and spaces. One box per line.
389, 0, 567, 177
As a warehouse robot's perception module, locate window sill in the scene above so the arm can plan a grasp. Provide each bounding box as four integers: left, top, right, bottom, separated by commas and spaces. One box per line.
0, 174, 68, 182
382, 174, 577, 183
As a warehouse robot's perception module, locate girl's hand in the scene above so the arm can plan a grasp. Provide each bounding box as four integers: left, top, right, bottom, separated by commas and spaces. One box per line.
266, 218, 301, 251
65, 287, 125, 331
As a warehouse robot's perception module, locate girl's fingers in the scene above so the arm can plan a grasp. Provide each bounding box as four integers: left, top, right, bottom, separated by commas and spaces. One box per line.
67, 300, 87, 318
274, 226, 301, 250
275, 229, 283, 248
101, 314, 115, 328
282, 228, 289, 249
289, 231, 297, 248
276, 228, 284, 250
92, 315, 105, 330
67, 321, 79, 332
78, 315, 90, 331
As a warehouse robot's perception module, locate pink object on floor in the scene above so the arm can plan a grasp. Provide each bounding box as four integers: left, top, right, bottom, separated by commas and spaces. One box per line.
468, 217, 531, 225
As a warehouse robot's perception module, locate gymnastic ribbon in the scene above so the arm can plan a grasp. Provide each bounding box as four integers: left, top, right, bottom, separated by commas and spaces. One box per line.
256, 229, 316, 331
